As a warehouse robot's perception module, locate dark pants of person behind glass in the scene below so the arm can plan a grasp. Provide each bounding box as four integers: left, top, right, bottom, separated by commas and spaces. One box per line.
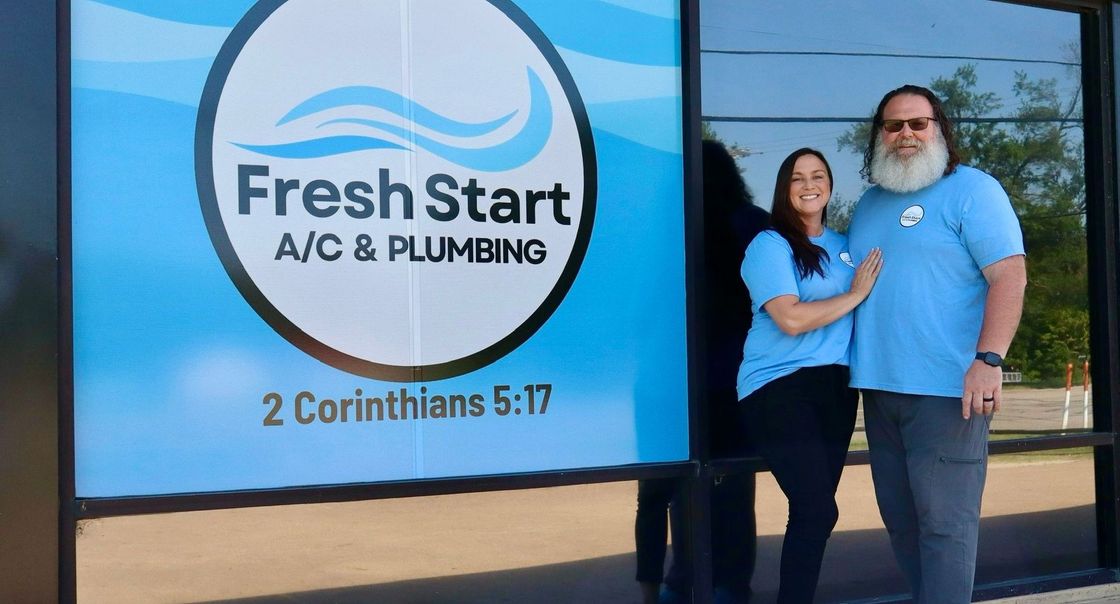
635, 386, 757, 602
635, 476, 684, 588
741, 364, 858, 604
635, 474, 756, 600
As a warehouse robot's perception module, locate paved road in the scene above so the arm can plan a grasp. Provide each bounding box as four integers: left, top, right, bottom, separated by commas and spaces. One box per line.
995, 387, 1095, 432
852, 387, 1097, 436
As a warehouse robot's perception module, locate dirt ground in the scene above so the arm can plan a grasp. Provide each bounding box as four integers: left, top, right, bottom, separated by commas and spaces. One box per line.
76, 453, 1099, 604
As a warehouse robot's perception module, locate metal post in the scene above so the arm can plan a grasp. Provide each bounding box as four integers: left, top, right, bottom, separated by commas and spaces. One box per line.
0, 0, 62, 601
1089, 2, 1120, 571
681, 0, 714, 600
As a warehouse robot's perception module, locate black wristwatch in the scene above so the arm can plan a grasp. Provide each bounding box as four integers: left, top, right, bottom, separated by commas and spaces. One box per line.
975, 351, 1003, 367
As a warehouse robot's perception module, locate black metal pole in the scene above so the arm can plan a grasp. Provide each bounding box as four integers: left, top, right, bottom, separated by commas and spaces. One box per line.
1084, 1, 1120, 572
0, 0, 62, 601
681, 0, 714, 601
58, 0, 77, 599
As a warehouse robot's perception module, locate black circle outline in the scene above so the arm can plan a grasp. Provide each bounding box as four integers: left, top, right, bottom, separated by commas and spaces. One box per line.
196, 0, 597, 382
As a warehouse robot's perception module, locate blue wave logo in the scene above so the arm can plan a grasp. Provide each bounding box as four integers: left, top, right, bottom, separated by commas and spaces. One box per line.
231, 67, 551, 172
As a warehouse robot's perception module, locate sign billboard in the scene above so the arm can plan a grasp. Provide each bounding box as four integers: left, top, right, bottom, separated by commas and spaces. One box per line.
71, 0, 687, 496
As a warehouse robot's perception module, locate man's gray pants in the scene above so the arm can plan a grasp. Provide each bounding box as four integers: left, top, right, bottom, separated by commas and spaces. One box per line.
863, 390, 989, 604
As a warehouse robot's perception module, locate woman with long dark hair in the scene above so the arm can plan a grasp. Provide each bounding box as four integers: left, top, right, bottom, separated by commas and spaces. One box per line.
738, 148, 882, 603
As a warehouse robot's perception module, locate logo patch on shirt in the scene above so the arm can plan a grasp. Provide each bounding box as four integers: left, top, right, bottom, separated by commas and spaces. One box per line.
838, 251, 855, 267
899, 205, 925, 227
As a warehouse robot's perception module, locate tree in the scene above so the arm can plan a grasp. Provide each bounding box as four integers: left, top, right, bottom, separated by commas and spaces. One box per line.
825, 193, 858, 234
837, 64, 1088, 381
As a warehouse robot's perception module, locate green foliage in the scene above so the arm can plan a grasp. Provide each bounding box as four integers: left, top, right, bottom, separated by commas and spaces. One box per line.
701, 120, 718, 141
826, 193, 858, 234
837, 64, 1088, 380
1027, 307, 1090, 379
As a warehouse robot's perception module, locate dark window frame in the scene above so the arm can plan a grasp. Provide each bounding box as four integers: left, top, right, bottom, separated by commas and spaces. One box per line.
0, 0, 1112, 602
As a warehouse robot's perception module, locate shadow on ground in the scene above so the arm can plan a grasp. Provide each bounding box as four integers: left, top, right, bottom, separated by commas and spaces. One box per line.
198, 505, 1096, 604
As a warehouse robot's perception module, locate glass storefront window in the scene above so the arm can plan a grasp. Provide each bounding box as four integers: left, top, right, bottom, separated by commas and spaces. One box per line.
700, 0, 1098, 596
701, 0, 1090, 431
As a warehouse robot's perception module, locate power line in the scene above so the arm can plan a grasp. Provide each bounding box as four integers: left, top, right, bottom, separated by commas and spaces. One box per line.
701, 49, 1079, 67
703, 116, 1079, 124
731, 128, 850, 148
699, 25, 904, 52
706, 116, 867, 123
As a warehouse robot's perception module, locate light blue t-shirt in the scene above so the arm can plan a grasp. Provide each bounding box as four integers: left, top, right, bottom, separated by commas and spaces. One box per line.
736, 228, 855, 399
847, 165, 1025, 397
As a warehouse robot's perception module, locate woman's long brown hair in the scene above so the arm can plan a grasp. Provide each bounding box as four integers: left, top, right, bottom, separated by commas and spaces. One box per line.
770, 148, 832, 279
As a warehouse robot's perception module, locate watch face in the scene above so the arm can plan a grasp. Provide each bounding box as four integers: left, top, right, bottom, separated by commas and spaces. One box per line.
978, 352, 1002, 367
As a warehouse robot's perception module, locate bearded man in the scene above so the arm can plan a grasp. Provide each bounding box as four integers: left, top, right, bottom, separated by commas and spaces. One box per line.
847, 85, 1027, 604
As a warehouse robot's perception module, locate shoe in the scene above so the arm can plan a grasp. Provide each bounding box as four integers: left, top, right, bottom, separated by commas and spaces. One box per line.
658, 587, 689, 604
713, 587, 749, 604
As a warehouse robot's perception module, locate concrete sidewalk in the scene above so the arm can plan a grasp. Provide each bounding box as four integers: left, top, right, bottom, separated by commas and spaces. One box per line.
987, 584, 1120, 603
77, 454, 1101, 603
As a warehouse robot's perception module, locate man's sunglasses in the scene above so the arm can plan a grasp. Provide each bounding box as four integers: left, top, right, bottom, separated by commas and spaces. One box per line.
881, 117, 938, 133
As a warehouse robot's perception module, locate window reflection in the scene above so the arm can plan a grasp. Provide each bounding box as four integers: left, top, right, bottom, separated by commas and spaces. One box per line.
78, 484, 645, 602
700, 0, 1090, 435
700, 0, 1097, 596
749, 451, 1097, 600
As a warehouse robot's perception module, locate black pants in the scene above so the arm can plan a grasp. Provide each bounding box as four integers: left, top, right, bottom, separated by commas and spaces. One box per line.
635, 387, 757, 599
741, 365, 857, 604
635, 477, 684, 586
635, 474, 756, 596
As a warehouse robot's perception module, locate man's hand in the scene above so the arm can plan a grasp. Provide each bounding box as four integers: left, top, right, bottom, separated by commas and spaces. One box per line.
962, 360, 1003, 419
963, 255, 1025, 420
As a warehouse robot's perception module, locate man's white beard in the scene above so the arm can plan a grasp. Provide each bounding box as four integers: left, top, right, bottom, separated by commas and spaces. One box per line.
870, 129, 950, 193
